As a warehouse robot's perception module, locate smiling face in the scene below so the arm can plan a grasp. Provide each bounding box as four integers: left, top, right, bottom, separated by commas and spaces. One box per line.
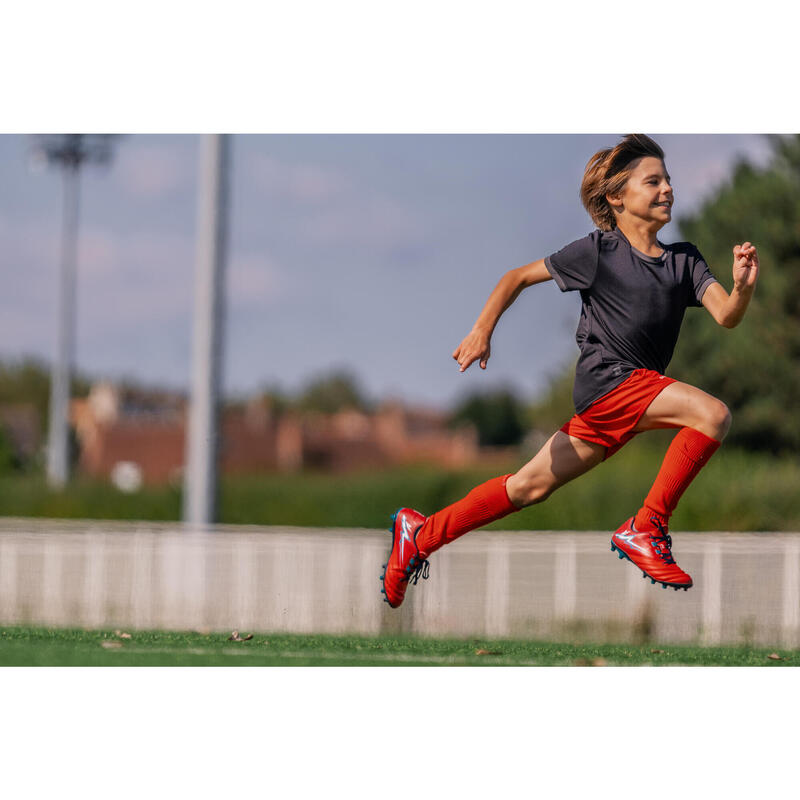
608, 156, 674, 230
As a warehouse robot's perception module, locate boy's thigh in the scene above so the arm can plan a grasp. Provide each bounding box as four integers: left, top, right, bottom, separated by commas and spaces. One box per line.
633, 381, 725, 433
507, 431, 605, 505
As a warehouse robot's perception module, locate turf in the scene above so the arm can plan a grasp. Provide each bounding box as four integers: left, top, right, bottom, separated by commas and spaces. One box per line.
0, 626, 797, 666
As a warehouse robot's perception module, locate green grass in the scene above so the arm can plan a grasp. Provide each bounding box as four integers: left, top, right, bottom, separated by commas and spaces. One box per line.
2, 437, 800, 530
0, 626, 797, 666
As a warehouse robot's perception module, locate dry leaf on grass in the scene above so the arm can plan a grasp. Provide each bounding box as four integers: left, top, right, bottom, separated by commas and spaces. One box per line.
228, 631, 254, 642
114, 630, 132, 639
767, 653, 784, 661
475, 649, 502, 656
101, 641, 123, 650
573, 657, 607, 667
650, 649, 665, 654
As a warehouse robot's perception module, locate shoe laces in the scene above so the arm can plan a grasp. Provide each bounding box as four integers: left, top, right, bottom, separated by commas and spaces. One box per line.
405, 555, 431, 585
649, 518, 676, 565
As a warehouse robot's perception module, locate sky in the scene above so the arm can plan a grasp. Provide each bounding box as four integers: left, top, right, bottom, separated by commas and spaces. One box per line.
0, 133, 774, 410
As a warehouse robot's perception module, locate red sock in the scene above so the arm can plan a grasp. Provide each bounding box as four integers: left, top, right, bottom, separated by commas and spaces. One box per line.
415, 474, 519, 558
634, 427, 721, 530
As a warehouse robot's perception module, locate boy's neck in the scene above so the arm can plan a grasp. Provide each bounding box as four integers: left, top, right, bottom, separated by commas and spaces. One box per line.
614, 219, 664, 256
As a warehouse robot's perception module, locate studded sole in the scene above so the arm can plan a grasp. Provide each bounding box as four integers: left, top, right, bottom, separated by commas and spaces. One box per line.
379, 511, 399, 607
611, 542, 692, 591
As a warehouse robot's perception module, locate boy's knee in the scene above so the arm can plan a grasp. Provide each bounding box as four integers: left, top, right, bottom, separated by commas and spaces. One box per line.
508, 476, 553, 508
708, 400, 732, 440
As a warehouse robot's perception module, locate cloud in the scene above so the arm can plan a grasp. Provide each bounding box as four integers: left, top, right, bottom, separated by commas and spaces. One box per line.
79, 229, 195, 325
114, 141, 193, 199
247, 153, 429, 248
79, 228, 119, 279
227, 253, 285, 308
250, 154, 349, 203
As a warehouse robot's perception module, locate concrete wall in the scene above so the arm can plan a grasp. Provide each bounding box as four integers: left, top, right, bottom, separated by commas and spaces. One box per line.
0, 518, 798, 647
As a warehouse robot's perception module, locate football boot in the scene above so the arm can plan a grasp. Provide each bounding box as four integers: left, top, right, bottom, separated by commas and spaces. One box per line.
380, 508, 429, 608
610, 516, 693, 590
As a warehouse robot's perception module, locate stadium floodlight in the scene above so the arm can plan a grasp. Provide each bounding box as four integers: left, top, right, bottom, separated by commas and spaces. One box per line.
29, 134, 118, 488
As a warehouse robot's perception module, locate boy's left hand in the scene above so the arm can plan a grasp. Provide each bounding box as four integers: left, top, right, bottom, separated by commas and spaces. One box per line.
732, 242, 759, 290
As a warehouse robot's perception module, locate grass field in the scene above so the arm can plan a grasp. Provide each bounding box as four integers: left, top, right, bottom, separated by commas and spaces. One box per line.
1, 626, 797, 666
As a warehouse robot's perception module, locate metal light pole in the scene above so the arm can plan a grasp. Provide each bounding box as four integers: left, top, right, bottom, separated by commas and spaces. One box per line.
183, 135, 231, 526
30, 134, 116, 488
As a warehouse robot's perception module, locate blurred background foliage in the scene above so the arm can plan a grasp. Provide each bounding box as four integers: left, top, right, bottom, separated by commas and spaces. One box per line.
449, 387, 526, 447
669, 134, 800, 454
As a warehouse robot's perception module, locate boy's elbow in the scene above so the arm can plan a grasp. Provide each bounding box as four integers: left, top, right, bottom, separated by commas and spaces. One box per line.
720, 310, 746, 329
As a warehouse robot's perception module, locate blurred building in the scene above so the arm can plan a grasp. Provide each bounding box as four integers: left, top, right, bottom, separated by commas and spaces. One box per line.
70, 382, 479, 486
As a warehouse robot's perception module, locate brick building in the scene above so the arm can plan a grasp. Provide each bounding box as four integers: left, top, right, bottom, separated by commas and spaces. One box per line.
70, 382, 479, 486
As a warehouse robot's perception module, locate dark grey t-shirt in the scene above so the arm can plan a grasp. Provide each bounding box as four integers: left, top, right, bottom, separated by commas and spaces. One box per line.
545, 228, 718, 413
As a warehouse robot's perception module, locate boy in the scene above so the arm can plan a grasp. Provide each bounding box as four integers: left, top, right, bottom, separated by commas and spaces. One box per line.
381, 134, 760, 608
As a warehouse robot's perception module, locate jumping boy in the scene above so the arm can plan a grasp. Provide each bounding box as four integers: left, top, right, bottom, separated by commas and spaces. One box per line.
381, 134, 760, 608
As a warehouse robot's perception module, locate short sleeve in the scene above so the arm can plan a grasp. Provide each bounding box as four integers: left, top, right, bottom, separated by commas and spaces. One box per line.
688, 245, 718, 306
544, 231, 601, 292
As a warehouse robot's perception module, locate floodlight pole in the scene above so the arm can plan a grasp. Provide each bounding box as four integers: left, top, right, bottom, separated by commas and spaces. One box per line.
183, 135, 230, 526
35, 134, 116, 488
46, 159, 80, 488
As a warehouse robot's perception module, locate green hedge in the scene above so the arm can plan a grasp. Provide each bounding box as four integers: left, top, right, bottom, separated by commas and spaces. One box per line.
1, 436, 798, 531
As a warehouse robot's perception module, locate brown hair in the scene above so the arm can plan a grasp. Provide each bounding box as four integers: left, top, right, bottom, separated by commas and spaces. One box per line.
580, 134, 665, 230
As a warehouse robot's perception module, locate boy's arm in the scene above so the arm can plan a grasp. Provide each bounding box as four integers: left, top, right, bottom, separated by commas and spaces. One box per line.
453, 259, 552, 372
702, 242, 760, 329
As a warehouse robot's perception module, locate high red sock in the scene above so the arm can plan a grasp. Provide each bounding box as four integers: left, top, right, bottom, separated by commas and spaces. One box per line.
415, 474, 519, 558
634, 427, 721, 530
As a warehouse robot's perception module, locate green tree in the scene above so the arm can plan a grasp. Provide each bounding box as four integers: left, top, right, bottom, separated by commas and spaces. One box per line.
297, 370, 370, 414
670, 135, 800, 454
0, 358, 92, 432
526, 365, 575, 433
450, 388, 526, 447
0, 358, 92, 471
0, 426, 20, 474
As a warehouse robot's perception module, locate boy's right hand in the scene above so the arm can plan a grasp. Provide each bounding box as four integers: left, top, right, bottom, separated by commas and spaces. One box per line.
452, 328, 491, 372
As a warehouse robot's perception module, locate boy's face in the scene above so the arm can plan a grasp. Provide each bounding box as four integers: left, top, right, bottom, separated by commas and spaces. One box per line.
613, 156, 673, 228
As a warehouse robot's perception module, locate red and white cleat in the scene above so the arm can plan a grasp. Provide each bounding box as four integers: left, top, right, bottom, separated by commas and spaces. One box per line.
611, 516, 693, 591
380, 508, 429, 608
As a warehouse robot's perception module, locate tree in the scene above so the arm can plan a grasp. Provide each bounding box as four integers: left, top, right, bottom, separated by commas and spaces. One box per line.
526, 365, 575, 433
0, 358, 91, 430
297, 370, 370, 414
0, 426, 20, 474
0, 358, 92, 470
450, 388, 526, 447
670, 135, 800, 454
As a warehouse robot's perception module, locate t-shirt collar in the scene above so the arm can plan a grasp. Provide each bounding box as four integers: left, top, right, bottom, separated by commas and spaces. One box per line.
609, 227, 666, 263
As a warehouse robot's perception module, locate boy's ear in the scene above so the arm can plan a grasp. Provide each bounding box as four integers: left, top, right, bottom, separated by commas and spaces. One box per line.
605, 192, 623, 211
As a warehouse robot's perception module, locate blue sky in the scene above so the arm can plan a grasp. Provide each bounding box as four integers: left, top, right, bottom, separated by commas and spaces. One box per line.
0, 134, 773, 409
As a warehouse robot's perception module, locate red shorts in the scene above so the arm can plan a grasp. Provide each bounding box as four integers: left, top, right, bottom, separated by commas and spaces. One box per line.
560, 369, 677, 459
